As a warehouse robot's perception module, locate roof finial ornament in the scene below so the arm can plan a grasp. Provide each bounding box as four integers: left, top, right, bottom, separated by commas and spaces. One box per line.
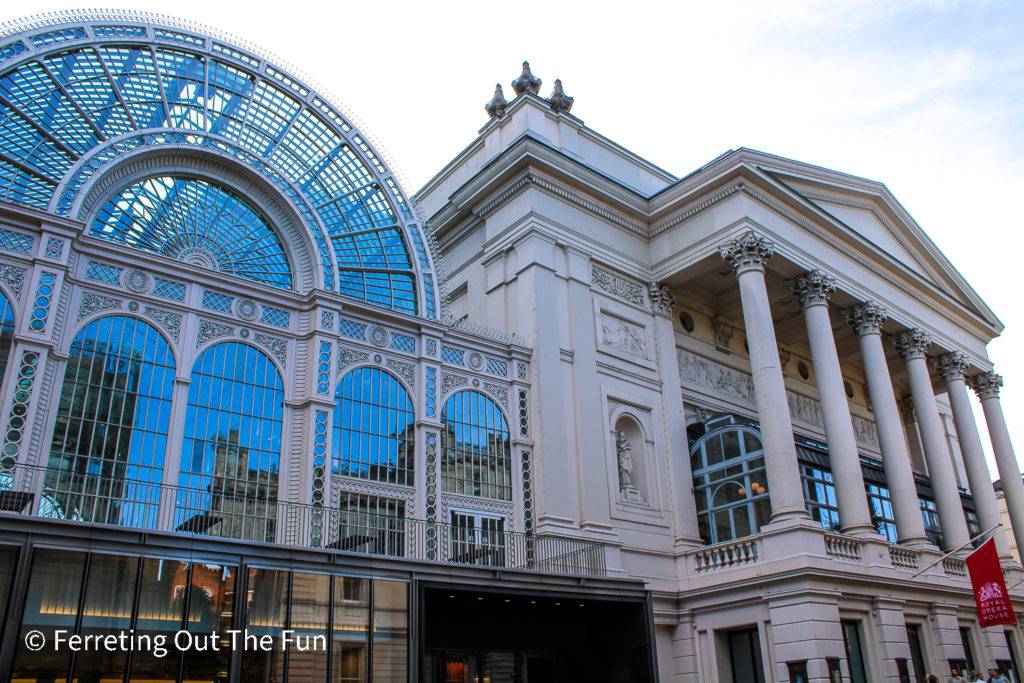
547, 79, 573, 113
511, 61, 542, 96
485, 83, 509, 118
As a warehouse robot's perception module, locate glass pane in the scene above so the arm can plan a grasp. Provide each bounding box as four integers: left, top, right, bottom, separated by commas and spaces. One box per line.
332, 576, 369, 683
183, 562, 236, 683
721, 431, 741, 460
132, 557, 188, 681
243, 568, 288, 682
74, 553, 138, 678
11, 548, 86, 680
372, 580, 408, 682
287, 572, 330, 682
0, 546, 17, 626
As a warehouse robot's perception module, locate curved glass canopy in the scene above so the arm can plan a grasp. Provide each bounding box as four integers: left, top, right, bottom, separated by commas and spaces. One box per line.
93, 176, 292, 289
0, 17, 435, 314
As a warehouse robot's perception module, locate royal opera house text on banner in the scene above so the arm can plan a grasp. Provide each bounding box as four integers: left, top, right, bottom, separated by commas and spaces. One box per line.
966, 537, 1017, 627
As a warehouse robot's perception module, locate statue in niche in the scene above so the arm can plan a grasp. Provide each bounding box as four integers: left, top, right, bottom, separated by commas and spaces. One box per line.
616, 430, 634, 488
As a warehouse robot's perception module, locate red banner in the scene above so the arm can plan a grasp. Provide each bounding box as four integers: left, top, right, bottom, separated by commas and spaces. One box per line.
966, 537, 1016, 627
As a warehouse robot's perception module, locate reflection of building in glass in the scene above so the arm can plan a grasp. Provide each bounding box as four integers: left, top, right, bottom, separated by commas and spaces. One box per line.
0, 11, 1020, 683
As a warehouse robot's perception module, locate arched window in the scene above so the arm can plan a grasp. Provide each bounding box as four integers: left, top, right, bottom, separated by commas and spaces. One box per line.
93, 176, 293, 290
441, 391, 511, 501
177, 342, 283, 542
0, 289, 15, 384
333, 367, 414, 485
44, 316, 174, 528
690, 419, 770, 544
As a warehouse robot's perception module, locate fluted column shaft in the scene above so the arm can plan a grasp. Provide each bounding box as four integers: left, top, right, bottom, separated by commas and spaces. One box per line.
896, 330, 971, 551
938, 354, 1010, 557
793, 271, 874, 534
975, 373, 1024, 559
848, 304, 929, 545
720, 233, 807, 523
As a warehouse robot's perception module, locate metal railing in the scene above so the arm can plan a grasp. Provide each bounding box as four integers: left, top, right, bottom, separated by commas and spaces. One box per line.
0, 463, 606, 576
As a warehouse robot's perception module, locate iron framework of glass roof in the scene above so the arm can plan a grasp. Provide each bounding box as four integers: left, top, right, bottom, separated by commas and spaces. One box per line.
0, 15, 437, 317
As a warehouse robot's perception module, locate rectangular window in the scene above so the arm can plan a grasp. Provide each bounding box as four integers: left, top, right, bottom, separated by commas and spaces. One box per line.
449, 511, 506, 567
842, 620, 869, 683
866, 484, 899, 543
907, 624, 927, 683
960, 626, 976, 673
181, 562, 236, 682
333, 492, 406, 557
801, 464, 839, 532
920, 498, 944, 548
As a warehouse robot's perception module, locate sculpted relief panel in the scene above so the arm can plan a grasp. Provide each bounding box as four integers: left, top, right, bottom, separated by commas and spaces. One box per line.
601, 314, 648, 360
678, 350, 879, 450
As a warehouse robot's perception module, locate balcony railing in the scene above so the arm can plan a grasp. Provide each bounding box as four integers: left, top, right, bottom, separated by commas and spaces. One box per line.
0, 463, 606, 577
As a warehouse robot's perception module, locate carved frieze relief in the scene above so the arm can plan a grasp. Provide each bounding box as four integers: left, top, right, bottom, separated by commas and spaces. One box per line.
591, 265, 645, 306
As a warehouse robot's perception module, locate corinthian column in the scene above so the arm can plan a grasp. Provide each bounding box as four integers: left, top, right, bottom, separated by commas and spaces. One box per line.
894, 329, 970, 551
936, 353, 1010, 557
974, 372, 1024, 559
791, 271, 874, 534
719, 232, 807, 523
847, 304, 929, 545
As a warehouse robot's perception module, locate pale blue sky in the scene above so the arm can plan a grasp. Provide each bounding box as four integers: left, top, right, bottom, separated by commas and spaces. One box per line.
2, 0, 1022, 477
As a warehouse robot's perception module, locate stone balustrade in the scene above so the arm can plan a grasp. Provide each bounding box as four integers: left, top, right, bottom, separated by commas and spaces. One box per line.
691, 538, 759, 573
824, 533, 863, 561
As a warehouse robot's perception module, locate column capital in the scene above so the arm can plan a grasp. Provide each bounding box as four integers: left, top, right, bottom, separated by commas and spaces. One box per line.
935, 351, 970, 383
718, 231, 774, 273
790, 269, 836, 308
973, 372, 1003, 400
846, 301, 888, 336
648, 281, 677, 315
893, 328, 932, 361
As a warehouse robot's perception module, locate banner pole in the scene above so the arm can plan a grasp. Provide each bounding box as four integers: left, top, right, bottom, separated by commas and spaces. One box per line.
909, 522, 1003, 579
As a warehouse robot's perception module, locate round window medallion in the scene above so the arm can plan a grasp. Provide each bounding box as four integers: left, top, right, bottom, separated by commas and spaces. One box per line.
472, 378, 480, 387
124, 269, 149, 293
369, 326, 388, 347
798, 361, 810, 380
679, 312, 695, 333
468, 352, 484, 371
373, 354, 383, 364
239, 328, 250, 338
128, 301, 139, 312
237, 299, 258, 321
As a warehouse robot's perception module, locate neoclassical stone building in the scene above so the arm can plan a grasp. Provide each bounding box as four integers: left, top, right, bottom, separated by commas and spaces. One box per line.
0, 11, 1021, 683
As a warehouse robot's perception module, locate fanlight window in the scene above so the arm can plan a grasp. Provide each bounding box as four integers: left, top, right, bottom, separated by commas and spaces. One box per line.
177, 342, 283, 542
333, 368, 415, 486
690, 421, 770, 545
44, 316, 174, 528
0, 31, 425, 314
93, 176, 293, 289
441, 391, 512, 501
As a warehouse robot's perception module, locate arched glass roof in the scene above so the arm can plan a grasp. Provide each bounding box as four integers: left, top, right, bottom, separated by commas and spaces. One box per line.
93, 176, 293, 289
0, 14, 437, 316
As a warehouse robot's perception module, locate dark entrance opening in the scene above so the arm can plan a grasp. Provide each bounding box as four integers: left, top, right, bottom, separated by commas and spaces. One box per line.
420, 585, 654, 683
